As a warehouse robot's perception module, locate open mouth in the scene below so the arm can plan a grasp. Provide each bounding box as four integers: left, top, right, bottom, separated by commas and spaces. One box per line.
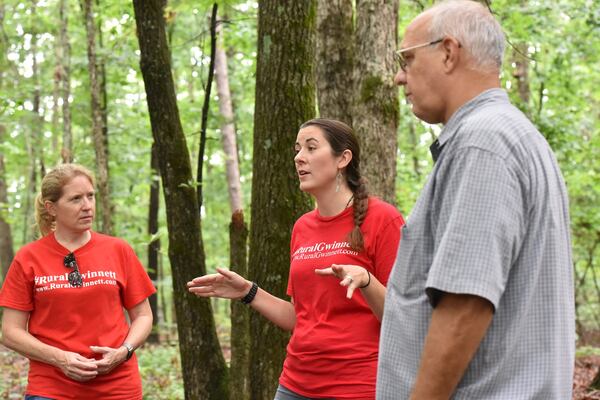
298, 171, 310, 176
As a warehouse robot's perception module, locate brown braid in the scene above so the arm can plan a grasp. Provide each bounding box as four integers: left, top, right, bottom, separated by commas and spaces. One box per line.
299, 118, 369, 251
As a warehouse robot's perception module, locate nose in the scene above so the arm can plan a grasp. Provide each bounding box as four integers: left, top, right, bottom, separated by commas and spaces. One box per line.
394, 69, 407, 86
82, 196, 94, 209
294, 149, 305, 165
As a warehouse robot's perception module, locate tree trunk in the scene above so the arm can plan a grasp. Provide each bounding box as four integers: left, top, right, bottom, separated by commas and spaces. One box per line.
132, 1, 229, 398
229, 210, 249, 400
83, 0, 112, 234
315, 0, 354, 125
146, 142, 160, 343
214, 15, 248, 400
59, 0, 73, 163
0, 124, 14, 281
248, 1, 315, 398
353, 0, 399, 203
215, 18, 243, 213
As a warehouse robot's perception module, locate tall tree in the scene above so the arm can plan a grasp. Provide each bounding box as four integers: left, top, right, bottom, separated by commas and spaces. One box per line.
214, 14, 249, 400
146, 142, 161, 343
315, 0, 354, 125
247, 1, 315, 398
353, 0, 399, 203
0, 125, 14, 281
132, 1, 229, 398
0, 3, 14, 279
83, 0, 112, 234
59, 0, 73, 163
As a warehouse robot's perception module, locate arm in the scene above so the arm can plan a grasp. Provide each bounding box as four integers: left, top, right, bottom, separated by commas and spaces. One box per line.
314, 264, 386, 320
410, 293, 494, 400
188, 267, 296, 331
90, 298, 153, 374
1, 308, 98, 382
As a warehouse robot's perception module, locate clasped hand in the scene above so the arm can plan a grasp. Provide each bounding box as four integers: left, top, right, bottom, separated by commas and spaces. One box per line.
315, 264, 369, 299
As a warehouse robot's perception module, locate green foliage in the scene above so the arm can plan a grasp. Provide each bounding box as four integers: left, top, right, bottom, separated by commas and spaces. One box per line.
138, 344, 185, 400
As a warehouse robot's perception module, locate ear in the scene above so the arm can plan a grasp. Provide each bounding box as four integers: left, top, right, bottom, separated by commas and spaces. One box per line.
441, 36, 462, 73
337, 149, 353, 169
44, 200, 56, 218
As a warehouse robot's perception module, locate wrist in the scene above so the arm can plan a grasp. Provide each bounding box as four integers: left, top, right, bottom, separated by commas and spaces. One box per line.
359, 269, 371, 289
121, 342, 134, 361
241, 282, 259, 304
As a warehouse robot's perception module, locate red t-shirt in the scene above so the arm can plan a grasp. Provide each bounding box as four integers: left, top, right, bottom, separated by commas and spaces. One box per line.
280, 197, 404, 399
0, 231, 156, 400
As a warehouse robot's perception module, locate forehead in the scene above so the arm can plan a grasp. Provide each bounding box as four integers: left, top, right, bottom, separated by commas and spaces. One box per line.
296, 125, 325, 143
61, 175, 94, 192
401, 14, 431, 47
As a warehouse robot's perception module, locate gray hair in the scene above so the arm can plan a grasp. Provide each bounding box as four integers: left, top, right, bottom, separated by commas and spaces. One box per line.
426, 0, 505, 71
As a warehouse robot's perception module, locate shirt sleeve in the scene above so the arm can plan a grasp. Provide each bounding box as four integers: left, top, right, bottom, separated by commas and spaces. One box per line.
372, 214, 405, 287
426, 147, 525, 310
0, 258, 34, 311
121, 243, 156, 310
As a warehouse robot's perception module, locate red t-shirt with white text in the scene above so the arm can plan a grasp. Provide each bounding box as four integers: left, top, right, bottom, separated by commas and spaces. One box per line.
0, 231, 156, 400
280, 197, 404, 399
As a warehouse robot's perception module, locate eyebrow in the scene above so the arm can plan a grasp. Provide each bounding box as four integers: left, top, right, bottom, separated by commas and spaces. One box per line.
295, 137, 320, 145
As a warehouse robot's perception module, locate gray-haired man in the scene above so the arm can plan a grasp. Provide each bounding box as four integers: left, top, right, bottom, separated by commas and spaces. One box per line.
377, 1, 574, 399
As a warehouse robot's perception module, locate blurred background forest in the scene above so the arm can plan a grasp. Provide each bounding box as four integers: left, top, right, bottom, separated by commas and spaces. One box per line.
1, 0, 599, 399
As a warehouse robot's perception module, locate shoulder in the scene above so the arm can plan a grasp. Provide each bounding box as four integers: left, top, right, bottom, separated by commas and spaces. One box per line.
366, 197, 402, 219
364, 197, 404, 228
90, 231, 134, 253
455, 101, 545, 162
14, 235, 54, 259
293, 208, 318, 228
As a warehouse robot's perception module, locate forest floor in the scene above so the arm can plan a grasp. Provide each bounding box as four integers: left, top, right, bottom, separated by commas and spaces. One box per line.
2, 344, 600, 399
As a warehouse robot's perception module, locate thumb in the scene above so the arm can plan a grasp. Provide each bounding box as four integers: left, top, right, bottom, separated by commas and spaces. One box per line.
314, 267, 334, 276
216, 267, 236, 279
89, 346, 111, 354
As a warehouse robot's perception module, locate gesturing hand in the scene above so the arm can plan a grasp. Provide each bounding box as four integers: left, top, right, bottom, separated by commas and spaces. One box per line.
90, 345, 128, 375
187, 268, 251, 300
315, 264, 369, 299
57, 351, 98, 382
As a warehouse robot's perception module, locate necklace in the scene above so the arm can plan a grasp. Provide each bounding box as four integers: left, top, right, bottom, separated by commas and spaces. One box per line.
345, 195, 354, 209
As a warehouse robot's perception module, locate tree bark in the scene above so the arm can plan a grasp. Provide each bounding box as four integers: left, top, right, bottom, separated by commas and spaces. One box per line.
353, 0, 399, 203
0, 124, 14, 281
59, 0, 73, 163
215, 18, 243, 213
197, 4, 218, 212
315, 0, 354, 125
132, 1, 229, 398
83, 0, 112, 234
229, 210, 249, 400
248, 1, 315, 398
146, 142, 160, 343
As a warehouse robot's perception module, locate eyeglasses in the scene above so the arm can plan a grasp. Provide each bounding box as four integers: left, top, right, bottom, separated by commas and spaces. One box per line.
64, 253, 84, 288
394, 38, 443, 72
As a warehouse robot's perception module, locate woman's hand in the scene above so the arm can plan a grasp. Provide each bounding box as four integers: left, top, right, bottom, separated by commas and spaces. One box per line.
57, 351, 98, 382
187, 268, 251, 300
315, 264, 370, 299
90, 345, 128, 375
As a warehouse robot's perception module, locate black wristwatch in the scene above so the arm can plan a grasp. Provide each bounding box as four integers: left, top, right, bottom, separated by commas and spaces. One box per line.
122, 342, 134, 360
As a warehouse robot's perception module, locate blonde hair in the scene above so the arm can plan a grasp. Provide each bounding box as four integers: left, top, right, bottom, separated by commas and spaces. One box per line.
35, 164, 95, 236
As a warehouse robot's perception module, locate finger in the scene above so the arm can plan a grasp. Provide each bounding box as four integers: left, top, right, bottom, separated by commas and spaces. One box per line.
188, 275, 217, 286
331, 264, 346, 275
340, 274, 354, 287
188, 286, 216, 295
314, 267, 334, 276
346, 282, 358, 299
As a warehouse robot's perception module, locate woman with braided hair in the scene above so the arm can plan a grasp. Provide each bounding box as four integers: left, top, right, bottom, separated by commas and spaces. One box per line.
188, 118, 404, 400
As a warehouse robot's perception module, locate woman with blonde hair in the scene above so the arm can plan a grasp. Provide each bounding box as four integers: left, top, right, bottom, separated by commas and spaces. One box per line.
0, 163, 155, 400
